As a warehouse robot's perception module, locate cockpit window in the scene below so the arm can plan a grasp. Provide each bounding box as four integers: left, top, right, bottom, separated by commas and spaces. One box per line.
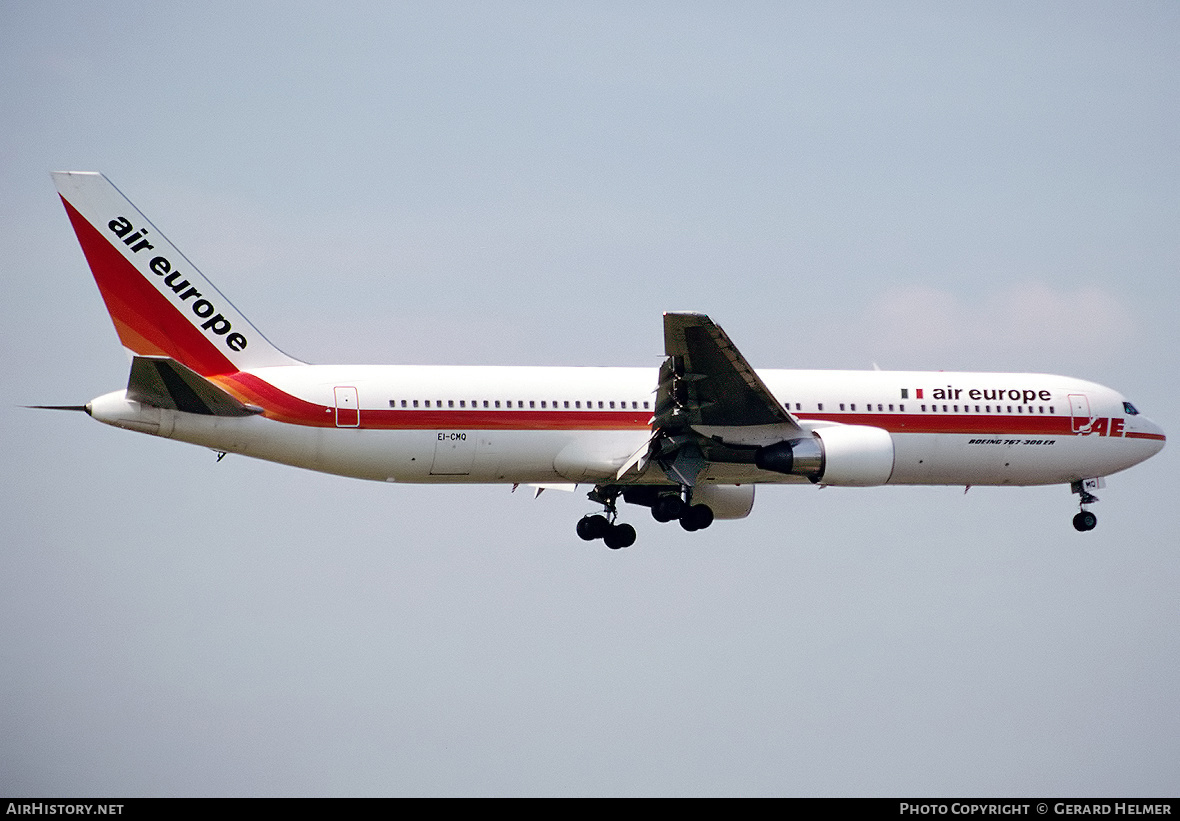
1123, 401, 1140, 416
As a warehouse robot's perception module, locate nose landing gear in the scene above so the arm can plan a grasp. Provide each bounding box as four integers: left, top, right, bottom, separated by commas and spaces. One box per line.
1072, 510, 1098, 532
1071, 480, 1101, 532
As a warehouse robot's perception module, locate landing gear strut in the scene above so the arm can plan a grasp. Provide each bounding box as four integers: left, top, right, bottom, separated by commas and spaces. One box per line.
1071, 480, 1100, 532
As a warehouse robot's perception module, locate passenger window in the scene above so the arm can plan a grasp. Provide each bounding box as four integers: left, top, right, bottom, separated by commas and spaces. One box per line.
818, 403, 824, 411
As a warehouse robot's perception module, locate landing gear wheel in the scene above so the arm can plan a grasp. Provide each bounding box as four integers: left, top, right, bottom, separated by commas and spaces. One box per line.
679, 504, 714, 532
1073, 511, 1098, 532
652, 495, 684, 523
577, 514, 610, 541
604, 523, 636, 549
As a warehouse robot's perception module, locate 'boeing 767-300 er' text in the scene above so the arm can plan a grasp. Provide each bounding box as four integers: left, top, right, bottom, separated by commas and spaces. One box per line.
40, 172, 1166, 548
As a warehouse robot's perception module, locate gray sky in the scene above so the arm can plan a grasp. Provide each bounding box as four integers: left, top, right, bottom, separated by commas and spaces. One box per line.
2, 1, 1178, 796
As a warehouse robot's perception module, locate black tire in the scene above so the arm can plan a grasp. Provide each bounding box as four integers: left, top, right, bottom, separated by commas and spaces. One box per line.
652, 495, 684, 523
1073, 511, 1098, 532
679, 504, 713, 532
577, 514, 610, 541
604, 523, 636, 549
690, 504, 714, 530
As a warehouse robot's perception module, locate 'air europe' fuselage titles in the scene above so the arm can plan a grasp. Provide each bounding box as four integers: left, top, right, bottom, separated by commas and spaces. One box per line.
107, 215, 248, 353
904, 385, 1053, 405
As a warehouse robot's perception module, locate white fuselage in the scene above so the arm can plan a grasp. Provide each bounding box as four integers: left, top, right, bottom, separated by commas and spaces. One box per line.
87, 364, 1166, 489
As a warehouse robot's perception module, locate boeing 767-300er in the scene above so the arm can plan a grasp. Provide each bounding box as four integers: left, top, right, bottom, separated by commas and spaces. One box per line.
41, 171, 1166, 548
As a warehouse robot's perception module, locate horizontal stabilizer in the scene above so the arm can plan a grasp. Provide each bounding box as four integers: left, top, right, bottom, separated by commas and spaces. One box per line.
127, 356, 262, 417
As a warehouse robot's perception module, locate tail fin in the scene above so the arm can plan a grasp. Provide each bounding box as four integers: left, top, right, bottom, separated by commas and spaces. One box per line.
52, 172, 302, 375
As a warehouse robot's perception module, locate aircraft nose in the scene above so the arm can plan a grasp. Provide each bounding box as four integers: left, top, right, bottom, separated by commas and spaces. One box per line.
1140, 416, 1166, 454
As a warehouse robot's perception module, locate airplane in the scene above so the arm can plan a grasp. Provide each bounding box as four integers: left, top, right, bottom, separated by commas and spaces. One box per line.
40, 171, 1166, 548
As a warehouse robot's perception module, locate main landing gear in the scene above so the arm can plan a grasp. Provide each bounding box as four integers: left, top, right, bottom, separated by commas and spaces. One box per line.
576, 486, 636, 549
1071, 480, 1100, 532
575, 485, 716, 548
576, 514, 636, 549
647, 491, 715, 532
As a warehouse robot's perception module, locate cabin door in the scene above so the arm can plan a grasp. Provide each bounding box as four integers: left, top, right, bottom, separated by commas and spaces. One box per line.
1068, 393, 1091, 433
334, 386, 359, 427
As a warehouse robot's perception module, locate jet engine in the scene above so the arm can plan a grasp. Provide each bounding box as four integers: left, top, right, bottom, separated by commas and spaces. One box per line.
755, 424, 895, 486
690, 483, 755, 519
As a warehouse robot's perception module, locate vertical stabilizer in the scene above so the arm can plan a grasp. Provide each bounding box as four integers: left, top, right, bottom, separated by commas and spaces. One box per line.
52, 171, 302, 375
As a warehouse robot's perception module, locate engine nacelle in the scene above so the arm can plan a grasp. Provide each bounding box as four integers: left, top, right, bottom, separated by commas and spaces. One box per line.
690, 484, 755, 520
754, 425, 895, 487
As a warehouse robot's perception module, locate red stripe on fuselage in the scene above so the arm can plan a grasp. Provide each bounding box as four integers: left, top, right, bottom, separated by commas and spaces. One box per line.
804, 412, 1071, 436
61, 197, 238, 376
207, 376, 1114, 437
1124, 430, 1166, 441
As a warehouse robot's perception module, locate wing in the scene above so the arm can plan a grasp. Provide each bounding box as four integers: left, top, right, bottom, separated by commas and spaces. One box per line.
647, 313, 805, 485
656, 312, 802, 435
